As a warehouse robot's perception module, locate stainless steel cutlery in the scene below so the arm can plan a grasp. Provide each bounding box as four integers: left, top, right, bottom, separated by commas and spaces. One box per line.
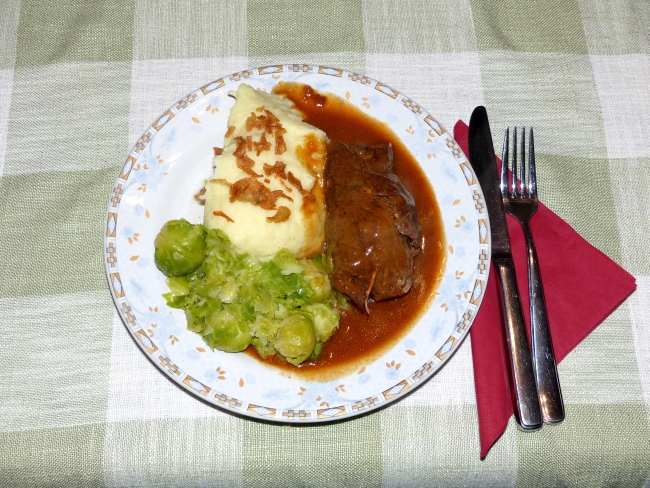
501, 126, 565, 424
468, 107, 543, 431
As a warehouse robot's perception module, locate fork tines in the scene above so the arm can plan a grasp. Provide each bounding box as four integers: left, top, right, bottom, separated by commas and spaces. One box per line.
501, 127, 537, 198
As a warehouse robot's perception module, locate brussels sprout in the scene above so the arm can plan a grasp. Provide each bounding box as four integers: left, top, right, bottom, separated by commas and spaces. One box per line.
302, 303, 340, 343
249, 316, 281, 342
162, 275, 190, 307
252, 288, 274, 314
249, 316, 281, 358
154, 219, 207, 276
186, 297, 222, 334
334, 291, 350, 311
302, 260, 332, 303
203, 308, 251, 352
274, 312, 316, 366
272, 248, 304, 275
310, 341, 324, 360
311, 254, 325, 273
205, 228, 236, 259
218, 278, 238, 303
251, 337, 276, 358
157, 225, 343, 367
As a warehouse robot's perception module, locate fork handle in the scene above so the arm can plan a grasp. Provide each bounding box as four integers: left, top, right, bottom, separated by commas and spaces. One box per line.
494, 256, 543, 431
523, 223, 565, 423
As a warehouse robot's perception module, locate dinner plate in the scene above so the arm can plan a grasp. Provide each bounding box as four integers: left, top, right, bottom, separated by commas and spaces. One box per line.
104, 64, 490, 422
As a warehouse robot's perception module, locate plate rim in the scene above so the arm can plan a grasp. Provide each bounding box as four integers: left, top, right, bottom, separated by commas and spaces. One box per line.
103, 64, 491, 423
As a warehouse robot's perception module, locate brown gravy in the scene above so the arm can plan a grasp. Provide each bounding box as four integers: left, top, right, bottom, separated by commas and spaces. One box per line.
245, 82, 446, 378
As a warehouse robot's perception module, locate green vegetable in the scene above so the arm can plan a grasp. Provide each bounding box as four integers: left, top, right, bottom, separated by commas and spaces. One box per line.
310, 341, 324, 361
302, 303, 340, 343
272, 248, 304, 275
157, 223, 344, 365
274, 313, 317, 366
154, 219, 206, 276
249, 316, 280, 359
202, 308, 251, 352
302, 260, 332, 303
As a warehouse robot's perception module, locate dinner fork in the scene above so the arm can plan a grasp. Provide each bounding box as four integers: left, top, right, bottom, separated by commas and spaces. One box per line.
501, 127, 565, 424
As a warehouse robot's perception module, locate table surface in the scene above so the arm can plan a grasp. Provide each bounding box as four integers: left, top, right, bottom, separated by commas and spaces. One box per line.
1, 1, 649, 486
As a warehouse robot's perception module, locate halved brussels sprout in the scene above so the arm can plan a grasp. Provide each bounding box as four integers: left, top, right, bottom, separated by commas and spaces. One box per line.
274, 312, 316, 366
302, 303, 340, 343
154, 219, 206, 276
302, 260, 332, 303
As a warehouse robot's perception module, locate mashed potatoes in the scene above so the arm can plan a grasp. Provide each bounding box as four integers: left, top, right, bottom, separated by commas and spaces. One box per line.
204, 84, 327, 260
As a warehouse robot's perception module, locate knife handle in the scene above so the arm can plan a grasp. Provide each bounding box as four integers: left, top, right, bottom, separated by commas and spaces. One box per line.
524, 223, 565, 424
495, 257, 543, 431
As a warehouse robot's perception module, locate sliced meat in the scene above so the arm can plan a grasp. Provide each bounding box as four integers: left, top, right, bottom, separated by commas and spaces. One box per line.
325, 141, 422, 312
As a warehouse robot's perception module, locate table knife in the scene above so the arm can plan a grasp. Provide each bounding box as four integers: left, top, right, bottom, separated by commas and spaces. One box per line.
468, 106, 543, 431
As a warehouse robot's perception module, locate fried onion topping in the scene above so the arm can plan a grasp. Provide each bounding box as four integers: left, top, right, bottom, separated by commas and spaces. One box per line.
229, 177, 293, 210
263, 161, 287, 179
266, 206, 291, 223
253, 132, 271, 156
236, 153, 262, 177
193, 186, 206, 204
213, 210, 235, 223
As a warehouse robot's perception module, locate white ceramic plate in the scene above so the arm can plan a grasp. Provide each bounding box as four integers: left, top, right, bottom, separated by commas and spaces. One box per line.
104, 65, 490, 422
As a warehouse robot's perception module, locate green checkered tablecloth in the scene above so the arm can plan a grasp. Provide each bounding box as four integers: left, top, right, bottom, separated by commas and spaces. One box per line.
1, 1, 649, 486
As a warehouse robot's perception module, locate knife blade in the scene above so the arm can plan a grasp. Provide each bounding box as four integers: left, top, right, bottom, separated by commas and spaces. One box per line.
468, 106, 542, 431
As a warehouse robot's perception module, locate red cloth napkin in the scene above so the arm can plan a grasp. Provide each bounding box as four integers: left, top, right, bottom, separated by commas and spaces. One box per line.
453, 120, 637, 459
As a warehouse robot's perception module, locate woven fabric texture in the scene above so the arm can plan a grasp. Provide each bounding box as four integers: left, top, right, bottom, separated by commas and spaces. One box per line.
0, 1, 649, 486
